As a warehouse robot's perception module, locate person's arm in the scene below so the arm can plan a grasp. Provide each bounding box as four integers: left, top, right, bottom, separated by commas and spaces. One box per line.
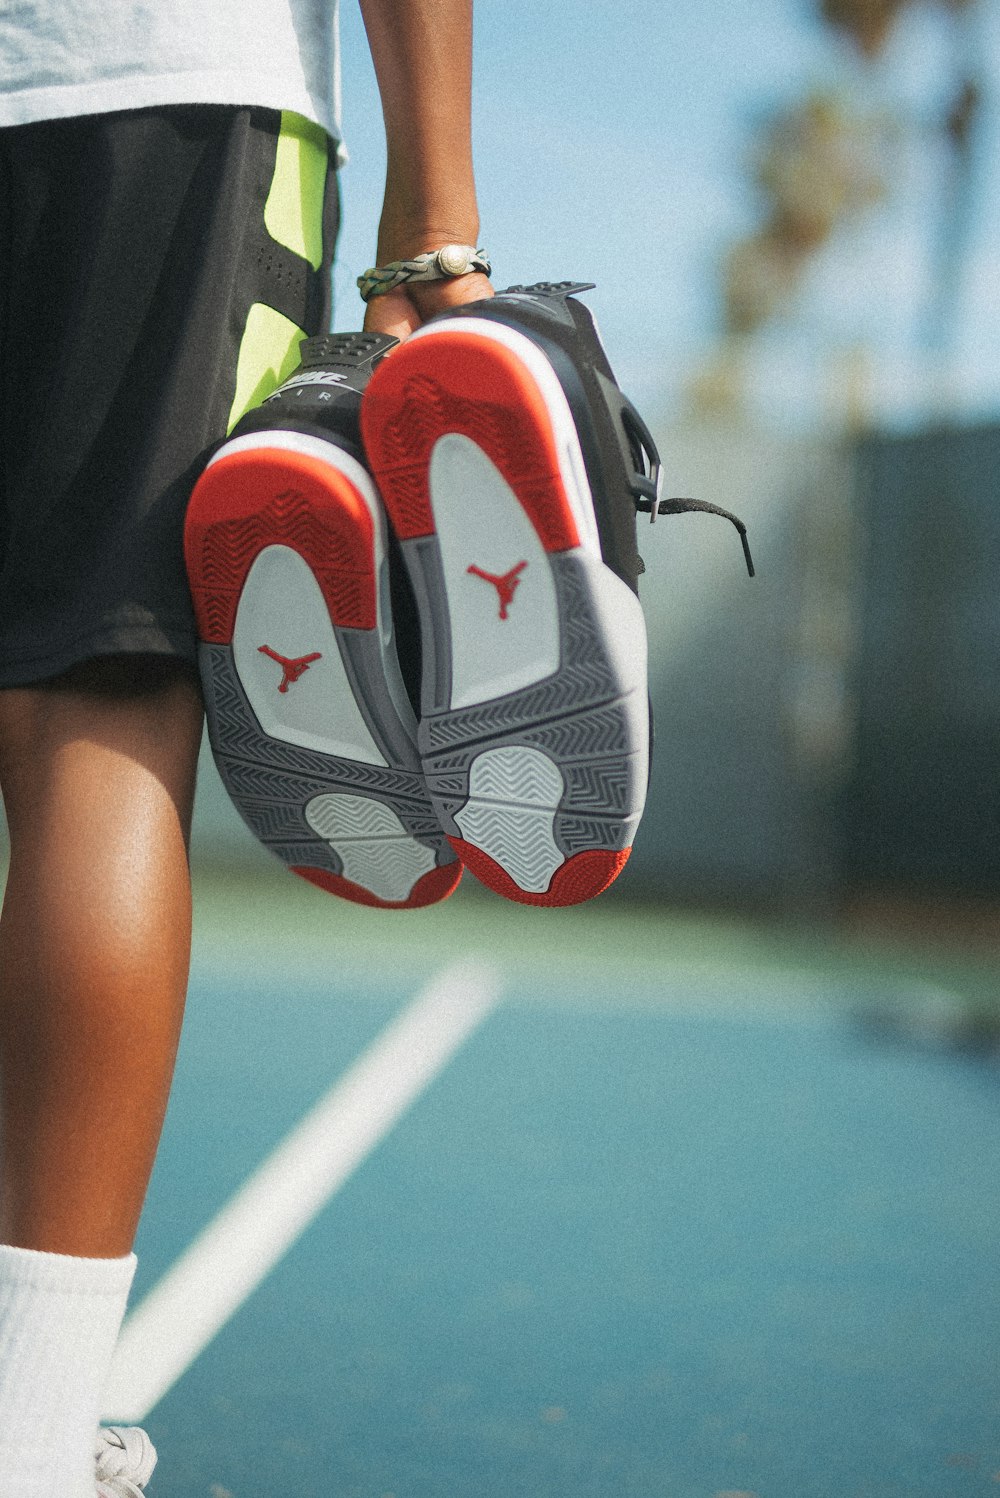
358, 0, 493, 338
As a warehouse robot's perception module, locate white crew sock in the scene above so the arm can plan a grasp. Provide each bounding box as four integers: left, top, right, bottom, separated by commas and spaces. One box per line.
0, 1243, 137, 1498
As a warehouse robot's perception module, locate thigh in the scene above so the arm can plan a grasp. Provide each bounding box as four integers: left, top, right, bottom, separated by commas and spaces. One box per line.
0, 657, 205, 855
0, 106, 340, 688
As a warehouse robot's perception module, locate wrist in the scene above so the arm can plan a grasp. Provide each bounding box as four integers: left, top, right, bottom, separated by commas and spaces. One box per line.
376, 222, 481, 270
377, 180, 480, 265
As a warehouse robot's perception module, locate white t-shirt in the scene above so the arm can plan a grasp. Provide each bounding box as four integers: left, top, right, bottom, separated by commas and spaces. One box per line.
0, 0, 343, 147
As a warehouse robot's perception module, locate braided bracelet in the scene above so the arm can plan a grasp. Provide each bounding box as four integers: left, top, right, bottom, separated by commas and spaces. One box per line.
357, 244, 491, 303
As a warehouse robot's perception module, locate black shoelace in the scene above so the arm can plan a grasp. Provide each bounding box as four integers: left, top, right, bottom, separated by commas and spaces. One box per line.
646, 495, 755, 578
621, 403, 755, 578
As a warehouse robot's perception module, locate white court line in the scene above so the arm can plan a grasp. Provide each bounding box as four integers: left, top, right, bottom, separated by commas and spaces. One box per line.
103, 958, 502, 1423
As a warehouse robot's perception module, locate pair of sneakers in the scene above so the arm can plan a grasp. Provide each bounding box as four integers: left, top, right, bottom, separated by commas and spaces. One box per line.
185, 282, 751, 910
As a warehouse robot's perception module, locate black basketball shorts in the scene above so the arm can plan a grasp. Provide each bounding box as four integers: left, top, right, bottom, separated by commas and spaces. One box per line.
0, 104, 340, 687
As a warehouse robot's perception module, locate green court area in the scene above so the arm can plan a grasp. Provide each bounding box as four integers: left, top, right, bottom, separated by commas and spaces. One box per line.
191, 860, 1000, 1029
114, 866, 1000, 1497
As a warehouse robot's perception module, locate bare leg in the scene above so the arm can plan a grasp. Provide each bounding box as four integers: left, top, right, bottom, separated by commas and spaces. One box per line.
0, 657, 203, 1259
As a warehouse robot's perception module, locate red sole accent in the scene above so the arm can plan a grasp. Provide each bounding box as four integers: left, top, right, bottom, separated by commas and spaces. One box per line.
184, 447, 377, 644
450, 840, 630, 908
361, 330, 583, 552
291, 860, 462, 910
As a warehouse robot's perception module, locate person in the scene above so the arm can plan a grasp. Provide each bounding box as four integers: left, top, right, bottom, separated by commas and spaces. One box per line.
0, 2, 492, 1493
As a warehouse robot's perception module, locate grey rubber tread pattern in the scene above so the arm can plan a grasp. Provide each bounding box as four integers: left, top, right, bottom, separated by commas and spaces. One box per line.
232, 797, 317, 842
423, 701, 638, 789
217, 755, 432, 817
555, 811, 641, 855
336, 626, 422, 771
417, 556, 620, 755
201, 646, 421, 788
561, 757, 641, 812
406, 551, 646, 857
224, 768, 443, 838
267, 841, 343, 874
426, 750, 639, 821
401, 536, 452, 715
200, 644, 451, 863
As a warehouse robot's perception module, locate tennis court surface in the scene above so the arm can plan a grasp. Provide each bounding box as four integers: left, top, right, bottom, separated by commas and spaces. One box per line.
104, 869, 1000, 1498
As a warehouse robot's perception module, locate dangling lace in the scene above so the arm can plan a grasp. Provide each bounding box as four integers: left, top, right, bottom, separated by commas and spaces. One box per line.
649, 495, 755, 577
619, 398, 754, 577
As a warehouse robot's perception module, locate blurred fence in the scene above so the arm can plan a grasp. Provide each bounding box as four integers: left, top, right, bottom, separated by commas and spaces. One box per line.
628, 414, 1000, 910
839, 422, 1000, 897
624, 419, 853, 911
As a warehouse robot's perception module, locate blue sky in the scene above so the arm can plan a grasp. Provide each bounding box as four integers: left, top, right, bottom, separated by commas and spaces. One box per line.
333, 0, 1000, 429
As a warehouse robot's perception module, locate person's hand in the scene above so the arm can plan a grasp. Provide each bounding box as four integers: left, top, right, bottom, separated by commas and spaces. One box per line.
363, 268, 494, 341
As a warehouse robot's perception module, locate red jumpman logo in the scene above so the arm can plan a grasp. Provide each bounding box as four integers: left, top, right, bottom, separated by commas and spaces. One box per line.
467, 560, 528, 620
258, 644, 323, 693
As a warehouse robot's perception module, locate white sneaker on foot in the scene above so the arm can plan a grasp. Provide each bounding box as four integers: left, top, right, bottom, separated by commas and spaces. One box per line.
95, 1426, 157, 1497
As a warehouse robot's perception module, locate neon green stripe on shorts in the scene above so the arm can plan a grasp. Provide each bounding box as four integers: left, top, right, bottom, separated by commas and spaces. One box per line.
226, 111, 331, 433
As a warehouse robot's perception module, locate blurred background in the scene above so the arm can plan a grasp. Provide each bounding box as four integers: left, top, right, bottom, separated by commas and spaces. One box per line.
189, 0, 1000, 954
50, 3, 1000, 1490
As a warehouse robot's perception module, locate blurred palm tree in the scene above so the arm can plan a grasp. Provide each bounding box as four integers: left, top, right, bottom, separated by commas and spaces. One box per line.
691, 0, 983, 426
723, 93, 889, 340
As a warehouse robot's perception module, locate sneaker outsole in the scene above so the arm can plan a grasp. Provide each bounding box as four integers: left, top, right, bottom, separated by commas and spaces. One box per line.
362, 318, 649, 908
184, 430, 461, 910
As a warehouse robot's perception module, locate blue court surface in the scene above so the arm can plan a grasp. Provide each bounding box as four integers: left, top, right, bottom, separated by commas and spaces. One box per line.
108, 872, 1000, 1498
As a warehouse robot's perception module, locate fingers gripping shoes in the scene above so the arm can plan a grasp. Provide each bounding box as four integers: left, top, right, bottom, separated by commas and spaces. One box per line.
361, 282, 752, 907
95, 1425, 156, 1497
184, 332, 462, 910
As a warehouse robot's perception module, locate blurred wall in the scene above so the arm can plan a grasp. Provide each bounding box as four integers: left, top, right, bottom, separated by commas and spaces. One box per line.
839, 422, 1000, 896
625, 419, 854, 911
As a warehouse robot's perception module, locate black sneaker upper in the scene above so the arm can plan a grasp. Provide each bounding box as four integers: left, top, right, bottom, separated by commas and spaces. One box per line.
424, 282, 753, 592
227, 330, 398, 465
420, 282, 649, 594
